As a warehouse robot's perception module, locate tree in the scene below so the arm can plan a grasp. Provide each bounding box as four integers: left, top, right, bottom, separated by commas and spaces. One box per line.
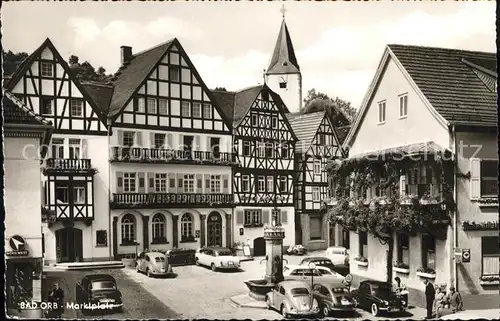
214, 87, 227, 91
3, 50, 29, 77
67, 55, 112, 83
303, 89, 357, 125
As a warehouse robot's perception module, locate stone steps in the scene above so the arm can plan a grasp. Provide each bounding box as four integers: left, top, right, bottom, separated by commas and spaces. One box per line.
51, 261, 125, 271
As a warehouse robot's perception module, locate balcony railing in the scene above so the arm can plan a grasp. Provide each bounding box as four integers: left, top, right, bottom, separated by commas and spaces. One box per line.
110, 193, 234, 209
110, 147, 239, 166
43, 158, 96, 175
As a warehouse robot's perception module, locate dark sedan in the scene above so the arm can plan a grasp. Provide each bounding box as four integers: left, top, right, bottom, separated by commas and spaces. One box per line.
300, 257, 349, 276
312, 280, 356, 317
76, 274, 123, 314
351, 280, 406, 316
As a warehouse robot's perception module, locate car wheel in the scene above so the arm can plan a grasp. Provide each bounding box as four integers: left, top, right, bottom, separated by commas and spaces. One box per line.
211, 263, 217, 271
280, 304, 288, 318
265, 296, 272, 310
195, 258, 200, 266
146, 268, 152, 278
322, 305, 330, 317
136, 265, 140, 273
371, 303, 379, 316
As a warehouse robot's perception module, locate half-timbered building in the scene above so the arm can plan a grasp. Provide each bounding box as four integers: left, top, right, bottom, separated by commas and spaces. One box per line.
287, 111, 345, 251
107, 39, 236, 258
212, 84, 298, 255
4, 38, 111, 265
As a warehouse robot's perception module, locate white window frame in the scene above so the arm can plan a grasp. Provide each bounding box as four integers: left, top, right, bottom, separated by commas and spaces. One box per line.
183, 174, 195, 193
70, 99, 83, 117
480, 159, 499, 198
68, 138, 81, 159
251, 114, 258, 126
243, 141, 251, 156
40, 62, 53, 77
210, 175, 221, 193
271, 116, 278, 129
399, 94, 408, 118
181, 213, 193, 237
280, 176, 287, 193
481, 236, 500, 276
192, 102, 202, 118
41, 97, 53, 115
378, 101, 386, 124
258, 142, 266, 158
169, 66, 180, 82
155, 173, 167, 192
154, 133, 166, 149
136, 97, 145, 113
203, 104, 212, 118
313, 159, 322, 175
123, 131, 135, 147
244, 209, 262, 225
267, 176, 274, 193
312, 187, 321, 201
181, 102, 191, 117
51, 138, 65, 159
147, 97, 157, 114
121, 214, 136, 243
158, 98, 168, 115
242, 175, 250, 192
73, 185, 86, 204
55, 183, 69, 204
152, 213, 166, 240
258, 176, 265, 193
123, 172, 137, 193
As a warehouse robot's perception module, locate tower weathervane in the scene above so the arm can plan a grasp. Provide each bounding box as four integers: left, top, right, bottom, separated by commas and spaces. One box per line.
280, 3, 287, 19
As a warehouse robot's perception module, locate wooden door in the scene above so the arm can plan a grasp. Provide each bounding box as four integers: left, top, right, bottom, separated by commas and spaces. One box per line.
207, 212, 222, 247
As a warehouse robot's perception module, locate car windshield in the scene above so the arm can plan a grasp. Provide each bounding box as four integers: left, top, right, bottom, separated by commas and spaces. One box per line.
318, 269, 332, 275
291, 288, 310, 296
154, 256, 165, 262
303, 270, 322, 277
216, 251, 233, 256
91, 281, 116, 290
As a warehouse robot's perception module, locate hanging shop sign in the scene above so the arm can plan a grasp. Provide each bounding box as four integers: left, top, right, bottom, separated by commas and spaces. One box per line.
6, 235, 29, 256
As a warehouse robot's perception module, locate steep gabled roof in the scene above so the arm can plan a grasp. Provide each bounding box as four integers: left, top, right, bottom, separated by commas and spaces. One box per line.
286, 111, 325, 152
266, 19, 300, 74
234, 85, 264, 124
4, 38, 105, 126
3, 91, 52, 126
81, 81, 114, 122
107, 39, 175, 117
345, 44, 497, 148
210, 90, 236, 123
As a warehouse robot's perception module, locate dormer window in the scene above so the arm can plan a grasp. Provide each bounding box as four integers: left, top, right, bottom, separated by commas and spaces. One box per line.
279, 77, 287, 89
41, 62, 53, 77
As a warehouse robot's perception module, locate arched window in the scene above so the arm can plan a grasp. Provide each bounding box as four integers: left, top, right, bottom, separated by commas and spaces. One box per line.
152, 213, 166, 241
121, 214, 136, 244
180, 213, 193, 239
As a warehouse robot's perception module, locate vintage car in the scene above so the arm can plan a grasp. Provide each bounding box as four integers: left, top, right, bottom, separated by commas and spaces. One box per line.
283, 265, 345, 282
286, 244, 307, 255
325, 246, 350, 266
351, 280, 406, 316
195, 246, 241, 271
312, 280, 356, 317
265, 280, 320, 317
75, 274, 123, 313
300, 256, 350, 277
136, 252, 173, 277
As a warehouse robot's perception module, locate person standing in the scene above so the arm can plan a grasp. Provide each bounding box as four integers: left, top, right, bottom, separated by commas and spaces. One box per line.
394, 277, 409, 307
447, 286, 464, 313
424, 279, 435, 319
47, 282, 64, 318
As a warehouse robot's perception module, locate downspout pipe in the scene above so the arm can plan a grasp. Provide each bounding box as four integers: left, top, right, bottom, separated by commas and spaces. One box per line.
107, 119, 113, 260
451, 124, 458, 290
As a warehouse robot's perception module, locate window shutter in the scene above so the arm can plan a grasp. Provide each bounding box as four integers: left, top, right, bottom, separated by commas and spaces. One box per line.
399, 175, 406, 197
168, 173, 176, 192
236, 210, 244, 225
166, 133, 173, 149
116, 172, 123, 193
281, 210, 288, 224
117, 130, 123, 146
138, 172, 145, 193
177, 173, 184, 193
135, 131, 143, 146
470, 158, 481, 200
194, 135, 200, 151
149, 132, 155, 148
204, 174, 211, 193
222, 174, 229, 194
81, 139, 88, 158
262, 209, 270, 224
148, 172, 155, 191
178, 134, 184, 149
196, 174, 203, 193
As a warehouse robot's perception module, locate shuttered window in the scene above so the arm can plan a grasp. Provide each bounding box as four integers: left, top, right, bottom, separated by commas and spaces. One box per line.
421, 234, 435, 271
359, 231, 368, 258
310, 216, 322, 240
470, 159, 499, 199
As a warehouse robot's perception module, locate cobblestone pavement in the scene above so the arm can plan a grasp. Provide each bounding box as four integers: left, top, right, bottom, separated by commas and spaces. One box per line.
43, 268, 178, 319
122, 253, 428, 320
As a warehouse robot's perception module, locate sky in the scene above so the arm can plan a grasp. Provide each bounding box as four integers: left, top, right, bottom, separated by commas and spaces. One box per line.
2, 1, 496, 109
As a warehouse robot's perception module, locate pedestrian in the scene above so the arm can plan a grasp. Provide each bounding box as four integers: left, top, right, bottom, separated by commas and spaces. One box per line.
446, 286, 464, 313
47, 282, 64, 318
423, 279, 435, 319
394, 277, 409, 306
433, 286, 446, 318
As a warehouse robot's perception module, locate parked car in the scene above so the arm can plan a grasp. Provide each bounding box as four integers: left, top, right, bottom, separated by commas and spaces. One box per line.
312, 280, 356, 317
350, 280, 406, 316
75, 274, 122, 313
325, 246, 350, 266
136, 252, 173, 277
286, 245, 307, 255
195, 247, 241, 271
265, 280, 320, 318
283, 265, 345, 282
299, 256, 349, 276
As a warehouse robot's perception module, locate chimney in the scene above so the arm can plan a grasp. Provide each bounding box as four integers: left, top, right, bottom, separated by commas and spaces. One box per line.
120, 46, 132, 65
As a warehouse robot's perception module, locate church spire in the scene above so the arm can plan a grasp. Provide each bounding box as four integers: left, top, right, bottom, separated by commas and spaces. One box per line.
266, 5, 300, 75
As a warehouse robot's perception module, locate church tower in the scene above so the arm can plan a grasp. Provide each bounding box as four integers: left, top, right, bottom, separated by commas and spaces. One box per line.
265, 6, 303, 114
